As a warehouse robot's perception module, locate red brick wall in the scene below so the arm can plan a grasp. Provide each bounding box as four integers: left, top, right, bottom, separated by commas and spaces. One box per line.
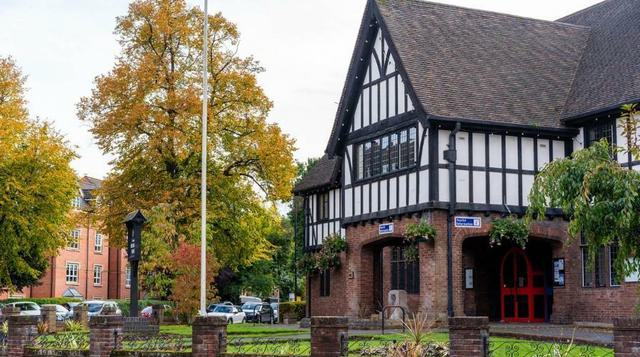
307, 209, 639, 324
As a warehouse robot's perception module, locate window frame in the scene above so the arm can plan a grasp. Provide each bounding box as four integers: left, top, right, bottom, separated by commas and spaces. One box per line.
355, 125, 418, 182
584, 118, 616, 148
94, 233, 103, 253
93, 264, 103, 286
319, 269, 331, 297
68, 230, 81, 250
391, 246, 420, 294
316, 192, 330, 222
65, 262, 80, 285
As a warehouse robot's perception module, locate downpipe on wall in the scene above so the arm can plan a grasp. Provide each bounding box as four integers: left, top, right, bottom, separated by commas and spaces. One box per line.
444, 122, 461, 318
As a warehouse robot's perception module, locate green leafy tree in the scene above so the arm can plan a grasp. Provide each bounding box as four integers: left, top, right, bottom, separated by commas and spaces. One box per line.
0, 57, 77, 289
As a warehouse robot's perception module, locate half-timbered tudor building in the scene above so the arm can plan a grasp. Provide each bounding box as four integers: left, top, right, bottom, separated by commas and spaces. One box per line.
294, 0, 640, 324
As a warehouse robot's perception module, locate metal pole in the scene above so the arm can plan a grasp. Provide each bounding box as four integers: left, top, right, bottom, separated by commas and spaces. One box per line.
199, 0, 209, 317
293, 198, 298, 299
130, 261, 139, 317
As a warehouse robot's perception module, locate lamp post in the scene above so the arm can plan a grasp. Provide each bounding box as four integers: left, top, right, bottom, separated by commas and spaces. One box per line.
124, 209, 147, 317
199, 0, 209, 316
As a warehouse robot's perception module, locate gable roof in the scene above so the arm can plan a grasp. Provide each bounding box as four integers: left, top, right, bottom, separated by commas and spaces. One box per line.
293, 155, 341, 194
557, 0, 640, 119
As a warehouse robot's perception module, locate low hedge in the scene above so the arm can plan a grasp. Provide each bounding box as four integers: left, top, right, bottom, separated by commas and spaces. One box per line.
0, 297, 82, 306
278, 301, 306, 322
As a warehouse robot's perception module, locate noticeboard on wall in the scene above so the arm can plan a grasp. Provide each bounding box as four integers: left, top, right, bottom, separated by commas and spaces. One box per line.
553, 258, 565, 287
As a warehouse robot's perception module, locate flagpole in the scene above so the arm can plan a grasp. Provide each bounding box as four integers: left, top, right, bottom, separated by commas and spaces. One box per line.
200, 0, 209, 317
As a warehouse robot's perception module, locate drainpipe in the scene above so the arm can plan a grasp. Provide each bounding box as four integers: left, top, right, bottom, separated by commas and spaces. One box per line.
444, 122, 461, 318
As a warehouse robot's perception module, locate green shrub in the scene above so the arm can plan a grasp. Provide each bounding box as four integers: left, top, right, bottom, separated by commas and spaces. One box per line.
0, 297, 81, 306
279, 301, 306, 322
63, 320, 84, 332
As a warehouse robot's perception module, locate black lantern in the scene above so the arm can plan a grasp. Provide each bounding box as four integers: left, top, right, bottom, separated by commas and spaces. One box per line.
123, 209, 147, 317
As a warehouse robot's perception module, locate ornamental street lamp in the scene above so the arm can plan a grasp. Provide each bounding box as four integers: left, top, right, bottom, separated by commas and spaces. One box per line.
124, 209, 147, 317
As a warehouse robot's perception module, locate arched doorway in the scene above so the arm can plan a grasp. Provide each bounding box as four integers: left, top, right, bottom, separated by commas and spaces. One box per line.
500, 247, 546, 322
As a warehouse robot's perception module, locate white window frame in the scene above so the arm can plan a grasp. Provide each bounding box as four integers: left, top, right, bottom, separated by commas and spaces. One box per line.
94, 233, 103, 253
66, 262, 80, 285
72, 196, 82, 209
93, 264, 103, 286
125, 265, 131, 288
68, 230, 80, 250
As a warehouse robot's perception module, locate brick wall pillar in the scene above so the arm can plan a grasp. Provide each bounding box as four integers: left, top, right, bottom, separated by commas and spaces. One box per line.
310, 316, 348, 357
40, 305, 58, 333
74, 304, 88, 328
7, 315, 39, 357
192, 316, 227, 357
448, 316, 489, 357
89, 315, 123, 357
152, 304, 165, 324
613, 317, 640, 356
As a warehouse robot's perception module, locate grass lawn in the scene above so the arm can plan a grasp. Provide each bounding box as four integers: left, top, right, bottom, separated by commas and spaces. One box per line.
160, 323, 308, 337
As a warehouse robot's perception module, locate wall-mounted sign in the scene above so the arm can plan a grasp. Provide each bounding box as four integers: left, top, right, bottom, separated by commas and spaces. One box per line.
379, 223, 394, 235
465, 268, 474, 289
553, 258, 565, 287
455, 216, 481, 228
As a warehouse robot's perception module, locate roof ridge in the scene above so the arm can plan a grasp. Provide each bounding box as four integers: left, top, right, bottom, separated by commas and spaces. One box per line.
378, 0, 590, 30
556, 0, 613, 22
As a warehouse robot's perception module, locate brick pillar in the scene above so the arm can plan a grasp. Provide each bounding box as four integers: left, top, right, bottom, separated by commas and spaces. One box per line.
40, 305, 58, 333
448, 316, 489, 357
613, 317, 640, 356
152, 304, 165, 324
192, 316, 227, 357
74, 304, 88, 328
89, 315, 123, 357
7, 315, 40, 357
310, 316, 348, 357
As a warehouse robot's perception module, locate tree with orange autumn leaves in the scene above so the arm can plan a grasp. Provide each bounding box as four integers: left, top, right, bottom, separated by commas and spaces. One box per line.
77, 0, 296, 308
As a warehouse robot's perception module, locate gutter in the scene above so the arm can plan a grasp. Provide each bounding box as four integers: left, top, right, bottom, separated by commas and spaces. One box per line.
444, 122, 461, 318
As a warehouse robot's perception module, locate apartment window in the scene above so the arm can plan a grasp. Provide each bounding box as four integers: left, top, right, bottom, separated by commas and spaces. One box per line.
69, 230, 80, 250
391, 246, 420, 294
94, 233, 103, 253
316, 192, 330, 221
93, 265, 102, 286
66, 263, 79, 284
125, 265, 131, 288
356, 126, 416, 180
319, 269, 331, 297
72, 197, 82, 209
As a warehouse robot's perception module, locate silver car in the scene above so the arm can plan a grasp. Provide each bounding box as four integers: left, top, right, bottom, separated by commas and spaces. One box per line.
4, 301, 41, 316
83, 300, 122, 317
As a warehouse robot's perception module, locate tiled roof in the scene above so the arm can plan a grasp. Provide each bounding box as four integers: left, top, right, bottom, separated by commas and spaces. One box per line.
557, 0, 640, 118
293, 155, 341, 194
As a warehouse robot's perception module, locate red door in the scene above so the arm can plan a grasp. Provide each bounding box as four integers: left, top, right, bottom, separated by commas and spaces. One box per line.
500, 248, 546, 322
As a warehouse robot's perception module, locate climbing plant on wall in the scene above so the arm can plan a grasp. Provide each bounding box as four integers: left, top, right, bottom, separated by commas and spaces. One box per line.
299, 234, 347, 274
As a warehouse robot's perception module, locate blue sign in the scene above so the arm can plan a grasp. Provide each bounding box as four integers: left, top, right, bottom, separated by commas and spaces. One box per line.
455, 216, 481, 228
379, 223, 394, 235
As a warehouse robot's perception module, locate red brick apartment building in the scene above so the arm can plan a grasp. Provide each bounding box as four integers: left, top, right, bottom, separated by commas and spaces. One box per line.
294, 0, 640, 324
1, 176, 130, 300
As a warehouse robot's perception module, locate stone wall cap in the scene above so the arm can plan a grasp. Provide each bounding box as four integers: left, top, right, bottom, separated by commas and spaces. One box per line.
311, 316, 349, 327
613, 317, 640, 330
192, 315, 227, 326
448, 316, 489, 329
89, 315, 124, 327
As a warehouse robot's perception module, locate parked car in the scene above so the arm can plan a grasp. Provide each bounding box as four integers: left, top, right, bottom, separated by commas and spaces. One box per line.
140, 304, 172, 318
270, 303, 279, 323
62, 302, 81, 315
206, 305, 245, 324
83, 300, 121, 317
54, 305, 71, 321
243, 302, 275, 324
3, 301, 41, 316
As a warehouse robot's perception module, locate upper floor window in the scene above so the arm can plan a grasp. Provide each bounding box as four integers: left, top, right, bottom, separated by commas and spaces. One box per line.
93, 264, 102, 286
585, 119, 615, 147
125, 265, 131, 288
316, 192, 330, 222
66, 262, 79, 284
94, 233, 103, 253
71, 196, 82, 209
69, 230, 80, 250
356, 126, 416, 180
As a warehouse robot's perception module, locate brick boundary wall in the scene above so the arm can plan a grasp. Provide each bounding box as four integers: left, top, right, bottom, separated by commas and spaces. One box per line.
40, 305, 57, 333
311, 316, 349, 357
7, 314, 39, 357
448, 316, 489, 357
613, 317, 640, 356
192, 316, 227, 357
88, 315, 123, 357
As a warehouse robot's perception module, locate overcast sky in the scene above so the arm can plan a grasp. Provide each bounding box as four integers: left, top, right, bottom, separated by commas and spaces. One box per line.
0, 0, 602, 179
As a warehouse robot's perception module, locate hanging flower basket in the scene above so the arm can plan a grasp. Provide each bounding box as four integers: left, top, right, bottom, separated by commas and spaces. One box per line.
298, 234, 347, 275
489, 216, 529, 249
403, 220, 437, 261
